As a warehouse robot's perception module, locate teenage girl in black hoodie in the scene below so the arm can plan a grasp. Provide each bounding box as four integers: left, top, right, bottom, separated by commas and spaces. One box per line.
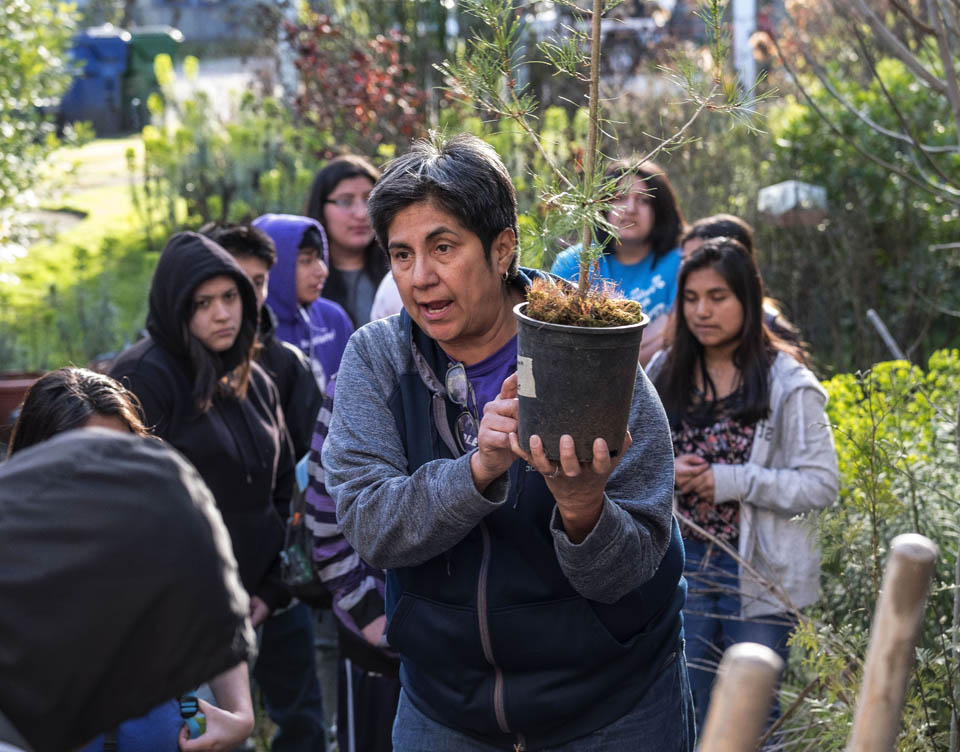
110, 232, 293, 620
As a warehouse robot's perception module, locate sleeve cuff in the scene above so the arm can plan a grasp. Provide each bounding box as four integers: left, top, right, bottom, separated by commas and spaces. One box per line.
550, 494, 629, 562
712, 463, 742, 503
435, 452, 510, 525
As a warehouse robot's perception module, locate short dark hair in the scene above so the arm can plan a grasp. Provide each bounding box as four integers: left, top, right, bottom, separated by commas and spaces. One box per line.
682, 213, 755, 256
201, 223, 277, 268
367, 133, 520, 278
299, 226, 326, 256
599, 160, 685, 264
7, 368, 149, 457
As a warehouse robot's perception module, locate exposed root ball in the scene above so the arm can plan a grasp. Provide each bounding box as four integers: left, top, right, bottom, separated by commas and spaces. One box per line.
525, 276, 644, 327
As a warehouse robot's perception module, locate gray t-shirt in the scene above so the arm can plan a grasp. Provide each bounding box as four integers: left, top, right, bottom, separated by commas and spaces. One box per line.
339, 269, 376, 328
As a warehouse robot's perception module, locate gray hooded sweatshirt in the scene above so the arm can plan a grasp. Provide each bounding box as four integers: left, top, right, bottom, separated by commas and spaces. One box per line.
649, 349, 839, 617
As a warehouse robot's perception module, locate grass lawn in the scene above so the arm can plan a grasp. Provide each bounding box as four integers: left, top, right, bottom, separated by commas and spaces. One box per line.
0, 135, 167, 370
2, 136, 144, 309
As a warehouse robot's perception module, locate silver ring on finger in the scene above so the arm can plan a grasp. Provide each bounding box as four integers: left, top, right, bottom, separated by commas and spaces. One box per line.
549, 463, 562, 478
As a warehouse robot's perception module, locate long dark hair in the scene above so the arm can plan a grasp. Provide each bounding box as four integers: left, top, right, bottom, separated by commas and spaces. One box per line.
182, 308, 254, 414
680, 213, 808, 360
8, 368, 149, 457
597, 160, 685, 265
654, 237, 780, 428
305, 155, 388, 297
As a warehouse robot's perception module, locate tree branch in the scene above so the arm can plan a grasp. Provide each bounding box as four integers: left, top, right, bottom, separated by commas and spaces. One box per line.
889, 0, 936, 35
849, 18, 960, 189
579, 0, 603, 295
847, 0, 949, 96
927, 0, 960, 151
770, 31, 956, 202
797, 39, 955, 155
634, 89, 715, 167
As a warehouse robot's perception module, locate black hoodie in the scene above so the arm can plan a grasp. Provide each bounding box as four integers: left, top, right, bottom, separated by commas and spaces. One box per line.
110, 232, 293, 610
0, 428, 255, 752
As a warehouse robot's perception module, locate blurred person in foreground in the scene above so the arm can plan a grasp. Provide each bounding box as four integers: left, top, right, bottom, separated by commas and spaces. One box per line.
0, 423, 255, 752
4, 367, 256, 751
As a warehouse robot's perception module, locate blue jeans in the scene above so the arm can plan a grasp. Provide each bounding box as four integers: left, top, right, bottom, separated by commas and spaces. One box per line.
682, 539, 794, 737
392, 646, 695, 751
253, 602, 327, 752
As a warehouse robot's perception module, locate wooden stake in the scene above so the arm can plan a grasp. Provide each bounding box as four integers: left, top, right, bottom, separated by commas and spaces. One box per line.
847, 533, 939, 752
699, 642, 784, 752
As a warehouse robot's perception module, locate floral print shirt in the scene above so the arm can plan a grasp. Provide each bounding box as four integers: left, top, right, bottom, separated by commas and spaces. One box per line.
672, 393, 756, 545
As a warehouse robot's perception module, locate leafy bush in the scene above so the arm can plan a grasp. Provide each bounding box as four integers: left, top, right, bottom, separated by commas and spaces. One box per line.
286, 12, 437, 159
779, 352, 960, 750
766, 58, 960, 373
0, 0, 77, 256
128, 55, 323, 235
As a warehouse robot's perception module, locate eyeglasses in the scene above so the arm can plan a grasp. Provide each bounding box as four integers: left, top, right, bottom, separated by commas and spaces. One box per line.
325, 196, 369, 210
446, 361, 479, 453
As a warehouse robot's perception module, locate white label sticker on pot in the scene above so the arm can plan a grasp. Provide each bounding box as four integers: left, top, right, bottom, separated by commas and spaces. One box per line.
517, 355, 537, 398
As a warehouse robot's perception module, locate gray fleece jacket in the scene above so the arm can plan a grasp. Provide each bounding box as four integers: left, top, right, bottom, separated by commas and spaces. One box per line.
324, 314, 678, 605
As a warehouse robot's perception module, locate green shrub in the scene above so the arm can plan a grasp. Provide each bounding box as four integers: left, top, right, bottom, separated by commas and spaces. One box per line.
780, 351, 960, 750
0, 226, 162, 370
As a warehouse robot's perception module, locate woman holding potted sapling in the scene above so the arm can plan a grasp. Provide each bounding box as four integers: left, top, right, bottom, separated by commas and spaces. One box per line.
323, 133, 694, 751
646, 237, 838, 737
551, 160, 685, 365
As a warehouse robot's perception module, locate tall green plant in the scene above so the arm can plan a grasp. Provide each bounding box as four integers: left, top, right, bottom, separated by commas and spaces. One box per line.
128, 54, 322, 237
437, 0, 770, 302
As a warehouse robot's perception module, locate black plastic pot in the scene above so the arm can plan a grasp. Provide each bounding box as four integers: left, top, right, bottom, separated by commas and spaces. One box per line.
514, 302, 649, 462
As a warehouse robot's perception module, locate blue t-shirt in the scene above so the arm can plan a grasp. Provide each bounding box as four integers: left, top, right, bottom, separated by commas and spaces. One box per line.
550, 245, 683, 321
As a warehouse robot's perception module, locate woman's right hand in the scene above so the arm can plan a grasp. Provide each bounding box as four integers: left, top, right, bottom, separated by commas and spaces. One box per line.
470, 372, 520, 492
675, 453, 708, 493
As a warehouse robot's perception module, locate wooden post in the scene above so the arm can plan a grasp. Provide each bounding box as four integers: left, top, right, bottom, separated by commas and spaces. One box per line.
699, 642, 784, 752
847, 533, 939, 752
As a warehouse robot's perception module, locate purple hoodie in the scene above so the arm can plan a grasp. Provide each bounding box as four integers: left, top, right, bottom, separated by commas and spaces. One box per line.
253, 214, 353, 395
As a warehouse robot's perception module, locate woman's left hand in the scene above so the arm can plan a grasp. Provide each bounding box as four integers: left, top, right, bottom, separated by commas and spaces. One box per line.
178, 698, 255, 752
510, 431, 631, 544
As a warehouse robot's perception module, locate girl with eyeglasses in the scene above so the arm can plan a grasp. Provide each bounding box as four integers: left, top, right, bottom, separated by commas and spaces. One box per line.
305, 155, 390, 327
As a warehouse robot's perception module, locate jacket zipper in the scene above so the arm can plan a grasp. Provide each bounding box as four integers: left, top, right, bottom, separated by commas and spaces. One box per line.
477, 521, 512, 736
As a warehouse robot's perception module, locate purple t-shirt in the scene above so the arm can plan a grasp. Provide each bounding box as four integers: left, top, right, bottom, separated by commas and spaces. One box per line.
455, 335, 518, 415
